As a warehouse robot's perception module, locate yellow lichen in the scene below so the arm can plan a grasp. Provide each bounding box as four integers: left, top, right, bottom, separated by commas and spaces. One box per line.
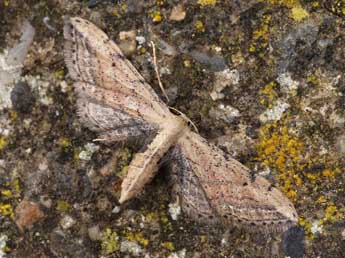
0, 204, 14, 219
267, 0, 310, 22
125, 232, 149, 247
249, 14, 272, 54
323, 203, 343, 223
56, 200, 70, 212
0, 136, 7, 150
101, 228, 119, 255
198, 0, 217, 7
161, 241, 175, 251
152, 11, 163, 23
54, 69, 64, 80
57, 137, 71, 148
290, 5, 310, 21
195, 20, 205, 32
260, 81, 278, 106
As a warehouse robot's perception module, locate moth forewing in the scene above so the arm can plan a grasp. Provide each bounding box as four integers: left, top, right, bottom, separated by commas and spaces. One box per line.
173, 130, 298, 231
63, 17, 171, 124
119, 117, 187, 203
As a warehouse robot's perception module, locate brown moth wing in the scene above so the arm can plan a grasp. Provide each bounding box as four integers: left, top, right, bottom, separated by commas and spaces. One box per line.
63, 17, 171, 125
172, 130, 298, 231
63, 17, 184, 202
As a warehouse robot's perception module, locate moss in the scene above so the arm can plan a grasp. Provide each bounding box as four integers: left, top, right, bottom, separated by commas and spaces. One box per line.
101, 228, 120, 255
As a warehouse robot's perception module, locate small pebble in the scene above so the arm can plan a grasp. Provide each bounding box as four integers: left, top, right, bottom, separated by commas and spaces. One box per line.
283, 226, 305, 258
88, 225, 103, 241
59, 215, 76, 230
169, 4, 186, 21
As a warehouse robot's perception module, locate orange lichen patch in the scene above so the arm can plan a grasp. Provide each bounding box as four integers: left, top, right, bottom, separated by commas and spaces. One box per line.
256, 114, 344, 234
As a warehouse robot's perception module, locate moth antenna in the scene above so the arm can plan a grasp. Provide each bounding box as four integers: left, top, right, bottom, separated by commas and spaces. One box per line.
168, 107, 199, 133
150, 40, 170, 102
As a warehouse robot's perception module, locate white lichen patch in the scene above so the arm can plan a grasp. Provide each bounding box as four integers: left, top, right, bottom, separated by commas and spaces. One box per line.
277, 72, 299, 95
168, 201, 181, 221
120, 240, 143, 256
310, 220, 323, 235
168, 249, 186, 258
79, 143, 100, 161
210, 68, 240, 100
259, 100, 290, 123
22, 75, 53, 106
0, 235, 8, 258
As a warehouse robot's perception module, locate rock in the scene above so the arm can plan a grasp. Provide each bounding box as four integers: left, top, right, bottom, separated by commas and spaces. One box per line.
283, 226, 305, 258
126, 0, 144, 14
169, 4, 186, 22
111, 206, 121, 214
341, 228, 345, 240
88, 225, 103, 241
10, 81, 35, 113
118, 30, 137, 57
0, 21, 35, 110
336, 135, 345, 154
59, 215, 76, 230
15, 200, 44, 231
40, 195, 53, 209
189, 50, 227, 71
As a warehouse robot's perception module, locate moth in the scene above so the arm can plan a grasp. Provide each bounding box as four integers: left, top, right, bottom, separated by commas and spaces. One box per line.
63, 17, 298, 232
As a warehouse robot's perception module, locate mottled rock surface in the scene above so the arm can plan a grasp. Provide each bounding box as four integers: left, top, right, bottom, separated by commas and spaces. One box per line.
0, 0, 344, 257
